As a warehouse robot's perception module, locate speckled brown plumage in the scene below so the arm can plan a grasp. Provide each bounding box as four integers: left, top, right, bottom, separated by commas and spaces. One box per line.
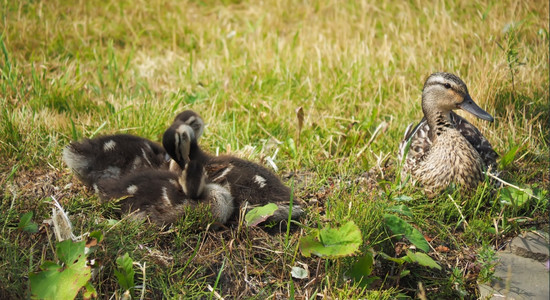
63, 134, 234, 225
62, 134, 169, 187
163, 111, 304, 223
398, 72, 497, 194
96, 169, 233, 225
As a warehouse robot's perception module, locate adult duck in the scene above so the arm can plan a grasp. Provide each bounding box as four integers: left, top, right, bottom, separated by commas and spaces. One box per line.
398, 72, 498, 194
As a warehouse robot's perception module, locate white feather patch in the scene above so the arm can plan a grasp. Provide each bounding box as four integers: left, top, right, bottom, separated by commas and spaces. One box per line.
103, 140, 117, 151
127, 185, 138, 194
141, 148, 152, 166
253, 175, 267, 188
212, 165, 233, 182
161, 187, 171, 207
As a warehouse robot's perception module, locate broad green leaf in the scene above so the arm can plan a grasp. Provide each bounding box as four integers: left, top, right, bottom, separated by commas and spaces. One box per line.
245, 203, 278, 226
83, 282, 98, 299
299, 221, 362, 258
500, 186, 531, 207
290, 266, 308, 279
18, 211, 38, 233
89, 231, 104, 243
287, 138, 297, 159
400, 269, 411, 277
350, 252, 378, 286
104, 219, 119, 226
406, 251, 441, 270
385, 205, 413, 217
383, 214, 429, 252
19, 211, 33, 227
56, 240, 86, 265
115, 253, 135, 291
29, 242, 91, 300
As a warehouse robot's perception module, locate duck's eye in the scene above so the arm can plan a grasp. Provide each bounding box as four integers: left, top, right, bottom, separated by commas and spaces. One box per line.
443, 83, 451, 89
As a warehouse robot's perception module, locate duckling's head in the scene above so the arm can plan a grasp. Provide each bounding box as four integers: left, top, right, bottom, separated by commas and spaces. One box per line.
422, 72, 493, 122
173, 110, 205, 140
163, 120, 195, 168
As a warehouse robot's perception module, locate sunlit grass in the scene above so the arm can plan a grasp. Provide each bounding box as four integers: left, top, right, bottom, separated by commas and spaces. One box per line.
1, 0, 548, 298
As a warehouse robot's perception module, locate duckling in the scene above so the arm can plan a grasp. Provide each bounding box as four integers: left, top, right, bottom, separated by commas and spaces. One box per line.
95, 161, 234, 225
163, 111, 303, 223
63, 134, 170, 188
398, 72, 498, 194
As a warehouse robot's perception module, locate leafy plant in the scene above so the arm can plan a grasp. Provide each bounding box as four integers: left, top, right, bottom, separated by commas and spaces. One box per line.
497, 21, 525, 101
349, 251, 379, 287
383, 213, 429, 252
18, 211, 38, 233
114, 253, 136, 293
29, 239, 96, 300
499, 186, 532, 208
499, 144, 520, 169
379, 250, 440, 272
299, 221, 362, 258
477, 244, 498, 283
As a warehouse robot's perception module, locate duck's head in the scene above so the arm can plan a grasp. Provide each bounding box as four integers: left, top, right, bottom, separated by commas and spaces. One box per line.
422, 72, 494, 122
173, 110, 205, 140
163, 110, 206, 168
162, 120, 195, 169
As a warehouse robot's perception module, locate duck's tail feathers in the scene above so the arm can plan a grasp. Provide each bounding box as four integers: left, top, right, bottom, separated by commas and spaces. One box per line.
62, 144, 92, 177
267, 203, 304, 223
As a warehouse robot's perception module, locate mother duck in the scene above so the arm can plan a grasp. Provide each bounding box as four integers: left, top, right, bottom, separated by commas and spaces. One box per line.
398, 72, 498, 195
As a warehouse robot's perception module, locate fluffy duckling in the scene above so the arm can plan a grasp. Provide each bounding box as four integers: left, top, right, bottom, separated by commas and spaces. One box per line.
96, 161, 234, 225
398, 72, 497, 194
63, 134, 169, 188
163, 111, 303, 223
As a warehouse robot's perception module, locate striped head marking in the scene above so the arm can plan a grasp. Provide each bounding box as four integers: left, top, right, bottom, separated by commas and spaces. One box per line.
174, 110, 205, 140
163, 121, 195, 167
422, 72, 493, 121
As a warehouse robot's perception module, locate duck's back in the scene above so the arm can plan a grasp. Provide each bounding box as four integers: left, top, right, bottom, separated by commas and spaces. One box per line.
63, 134, 168, 186
97, 170, 191, 225
205, 155, 292, 205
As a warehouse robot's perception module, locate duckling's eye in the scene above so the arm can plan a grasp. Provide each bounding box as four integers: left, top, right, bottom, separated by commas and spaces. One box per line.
443, 83, 451, 89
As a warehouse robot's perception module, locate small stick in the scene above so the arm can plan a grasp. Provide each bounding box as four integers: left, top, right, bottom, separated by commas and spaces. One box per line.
257, 123, 282, 144
484, 171, 541, 200
447, 195, 468, 227
207, 284, 224, 300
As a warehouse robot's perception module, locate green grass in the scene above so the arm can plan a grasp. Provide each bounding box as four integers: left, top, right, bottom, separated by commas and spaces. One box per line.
1, 0, 548, 298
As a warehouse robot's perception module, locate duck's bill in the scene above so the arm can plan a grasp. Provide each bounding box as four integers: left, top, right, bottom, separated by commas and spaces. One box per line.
459, 97, 494, 122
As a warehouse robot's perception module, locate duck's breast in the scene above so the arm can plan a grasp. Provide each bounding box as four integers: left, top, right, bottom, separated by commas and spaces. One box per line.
413, 129, 485, 191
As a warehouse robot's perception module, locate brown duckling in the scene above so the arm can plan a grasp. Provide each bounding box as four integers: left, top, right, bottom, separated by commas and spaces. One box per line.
163, 111, 303, 223
96, 161, 234, 225
63, 134, 169, 188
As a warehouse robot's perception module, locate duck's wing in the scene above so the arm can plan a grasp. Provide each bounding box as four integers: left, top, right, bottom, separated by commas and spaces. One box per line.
450, 112, 498, 171
398, 117, 432, 170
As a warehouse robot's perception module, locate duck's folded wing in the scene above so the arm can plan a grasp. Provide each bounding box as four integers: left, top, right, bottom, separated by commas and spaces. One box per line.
398, 117, 431, 164
451, 112, 498, 170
